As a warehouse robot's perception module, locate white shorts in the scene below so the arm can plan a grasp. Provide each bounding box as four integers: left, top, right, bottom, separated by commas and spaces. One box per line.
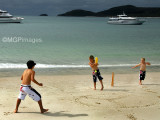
18, 85, 41, 102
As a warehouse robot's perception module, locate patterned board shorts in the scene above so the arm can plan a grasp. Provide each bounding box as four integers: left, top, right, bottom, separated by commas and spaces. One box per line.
139, 70, 146, 80
92, 69, 103, 82
18, 85, 41, 102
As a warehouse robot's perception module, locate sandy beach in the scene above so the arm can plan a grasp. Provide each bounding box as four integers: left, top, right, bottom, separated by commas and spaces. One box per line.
0, 72, 160, 120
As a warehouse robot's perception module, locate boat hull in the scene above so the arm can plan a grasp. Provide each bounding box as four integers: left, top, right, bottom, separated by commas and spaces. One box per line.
0, 17, 24, 23
107, 20, 145, 25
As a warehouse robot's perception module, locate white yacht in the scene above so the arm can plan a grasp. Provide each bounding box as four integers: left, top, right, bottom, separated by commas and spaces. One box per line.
0, 9, 24, 23
108, 13, 145, 25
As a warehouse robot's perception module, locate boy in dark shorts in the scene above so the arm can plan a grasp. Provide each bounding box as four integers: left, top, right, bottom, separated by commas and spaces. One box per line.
89, 55, 104, 90
14, 60, 48, 113
132, 58, 151, 85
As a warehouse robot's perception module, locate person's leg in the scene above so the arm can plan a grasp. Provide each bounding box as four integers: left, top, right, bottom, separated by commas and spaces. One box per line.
14, 98, 21, 113
27, 87, 48, 113
14, 86, 27, 113
139, 71, 144, 85
96, 69, 104, 90
93, 74, 97, 90
38, 99, 49, 113
139, 80, 142, 85
99, 80, 104, 90
94, 82, 96, 90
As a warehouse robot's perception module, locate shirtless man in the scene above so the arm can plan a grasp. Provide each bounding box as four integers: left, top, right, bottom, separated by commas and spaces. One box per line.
89, 55, 104, 90
14, 60, 48, 113
132, 58, 151, 85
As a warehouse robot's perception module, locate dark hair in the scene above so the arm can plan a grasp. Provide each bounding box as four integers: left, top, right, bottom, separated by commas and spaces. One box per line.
141, 58, 145, 61
27, 60, 36, 69
89, 55, 94, 60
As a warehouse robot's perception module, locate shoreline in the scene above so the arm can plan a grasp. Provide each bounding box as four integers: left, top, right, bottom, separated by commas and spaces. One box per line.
0, 65, 159, 77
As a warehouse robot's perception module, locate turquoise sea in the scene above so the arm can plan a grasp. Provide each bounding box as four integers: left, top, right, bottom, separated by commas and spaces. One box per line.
0, 16, 160, 76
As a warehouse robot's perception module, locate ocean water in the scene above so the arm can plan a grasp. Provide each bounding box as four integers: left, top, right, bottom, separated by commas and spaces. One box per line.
0, 16, 160, 76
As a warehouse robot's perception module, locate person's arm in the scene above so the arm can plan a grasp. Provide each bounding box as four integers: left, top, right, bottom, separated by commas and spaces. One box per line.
146, 62, 151, 65
31, 71, 43, 86
21, 74, 23, 80
95, 63, 99, 66
132, 64, 141, 69
88, 62, 95, 67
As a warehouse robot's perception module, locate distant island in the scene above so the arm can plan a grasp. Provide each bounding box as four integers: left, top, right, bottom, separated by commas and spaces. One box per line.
58, 10, 95, 17
58, 5, 160, 17
40, 14, 48, 16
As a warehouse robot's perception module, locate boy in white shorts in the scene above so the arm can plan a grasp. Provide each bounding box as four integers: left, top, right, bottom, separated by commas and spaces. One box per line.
14, 60, 48, 113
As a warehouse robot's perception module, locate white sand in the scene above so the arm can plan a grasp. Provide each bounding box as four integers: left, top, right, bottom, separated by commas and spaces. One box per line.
0, 72, 160, 120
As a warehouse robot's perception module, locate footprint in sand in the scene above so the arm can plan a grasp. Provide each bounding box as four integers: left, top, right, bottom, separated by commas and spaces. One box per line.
142, 86, 147, 88
4, 112, 13, 116
95, 102, 101, 104
21, 106, 27, 108
157, 96, 160, 98
127, 114, 137, 120
74, 95, 126, 108
145, 89, 157, 94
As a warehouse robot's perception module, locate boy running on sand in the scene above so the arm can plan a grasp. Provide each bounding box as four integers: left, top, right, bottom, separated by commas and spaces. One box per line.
89, 55, 104, 90
132, 58, 151, 85
14, 60, 48, 113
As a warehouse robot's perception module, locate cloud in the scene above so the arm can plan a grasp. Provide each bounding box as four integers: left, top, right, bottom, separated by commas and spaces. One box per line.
0, 0, 160, 15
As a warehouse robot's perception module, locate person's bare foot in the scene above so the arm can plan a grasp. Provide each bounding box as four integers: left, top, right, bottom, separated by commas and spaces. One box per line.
14, 109, 18, 113
94, 87, 96, 90
100, 86, 104, 91
41, 109, 49, 113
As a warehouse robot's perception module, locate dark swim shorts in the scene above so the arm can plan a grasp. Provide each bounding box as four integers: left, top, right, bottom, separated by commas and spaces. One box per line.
92, 69, 103, 82
139, 70, 146, 80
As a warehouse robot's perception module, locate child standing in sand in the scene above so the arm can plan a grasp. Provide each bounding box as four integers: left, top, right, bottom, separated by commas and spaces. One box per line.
14, 60, 48, 113
89, 55, 104, 90
132, 58, 151, 85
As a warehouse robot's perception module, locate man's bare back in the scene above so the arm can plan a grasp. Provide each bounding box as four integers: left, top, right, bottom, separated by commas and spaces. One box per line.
21, 69, 34, 85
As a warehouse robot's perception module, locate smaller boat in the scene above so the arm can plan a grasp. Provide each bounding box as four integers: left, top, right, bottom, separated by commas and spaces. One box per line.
108, 13, 145, 25
0, 9, 24, 23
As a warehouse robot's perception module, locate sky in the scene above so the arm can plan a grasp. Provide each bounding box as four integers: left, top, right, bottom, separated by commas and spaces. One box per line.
0, 0, 160, 16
